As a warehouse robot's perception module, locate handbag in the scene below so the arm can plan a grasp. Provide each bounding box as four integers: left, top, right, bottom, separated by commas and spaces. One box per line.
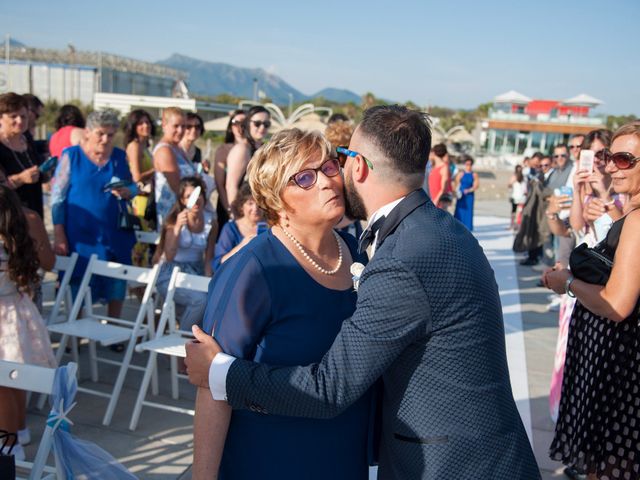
117, 200, 142, 231
569, 242, 613, 285
143, 180, 158, 231
0, 431, 17, 480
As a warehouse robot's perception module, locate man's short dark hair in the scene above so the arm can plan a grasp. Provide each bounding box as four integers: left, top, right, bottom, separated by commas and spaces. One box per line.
530, 152, 544, 161
554, 143, 569, 152
328, 113, 349, 124
359, 105, 431, 176
432, 143, 448, 158
22, 94, 43, 111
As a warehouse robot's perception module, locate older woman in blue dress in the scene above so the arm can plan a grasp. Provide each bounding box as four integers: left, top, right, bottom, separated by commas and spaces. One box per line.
51, 109, 136, 320
192, 129, 371, 479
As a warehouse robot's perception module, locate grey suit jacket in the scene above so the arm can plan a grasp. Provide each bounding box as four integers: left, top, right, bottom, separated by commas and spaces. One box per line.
226, 189, 541, 479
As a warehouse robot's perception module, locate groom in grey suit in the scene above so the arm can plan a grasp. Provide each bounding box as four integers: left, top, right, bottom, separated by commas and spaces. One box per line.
186, 105, 540, 479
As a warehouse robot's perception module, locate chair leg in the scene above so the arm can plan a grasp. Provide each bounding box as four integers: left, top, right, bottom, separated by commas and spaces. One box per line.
102, 337, 136, 426
129, 351, 157, 431
89, 340, 98, 382
170, 356, 179, 400
72, 337, 79, 364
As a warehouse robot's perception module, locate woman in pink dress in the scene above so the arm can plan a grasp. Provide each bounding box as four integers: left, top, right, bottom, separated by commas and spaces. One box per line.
0, 185, 56, 460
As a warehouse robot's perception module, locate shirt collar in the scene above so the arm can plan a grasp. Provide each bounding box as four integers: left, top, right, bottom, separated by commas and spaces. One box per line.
366, 197, 406, 230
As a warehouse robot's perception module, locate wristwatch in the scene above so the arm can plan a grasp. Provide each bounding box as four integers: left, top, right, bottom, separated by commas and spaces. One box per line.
565, 274, 576, 298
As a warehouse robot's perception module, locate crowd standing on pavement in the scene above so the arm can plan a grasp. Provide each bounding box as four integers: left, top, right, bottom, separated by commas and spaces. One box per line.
1, 89, 639, 479
511, 124, 640, 480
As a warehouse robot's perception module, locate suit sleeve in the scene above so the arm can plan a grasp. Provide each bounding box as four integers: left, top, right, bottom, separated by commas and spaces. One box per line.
226, 255, 430, 418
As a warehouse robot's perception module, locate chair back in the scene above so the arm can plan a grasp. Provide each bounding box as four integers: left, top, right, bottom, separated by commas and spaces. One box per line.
46, 253, 79, 326
0, 361, 77, 480
135, 231, 160, 245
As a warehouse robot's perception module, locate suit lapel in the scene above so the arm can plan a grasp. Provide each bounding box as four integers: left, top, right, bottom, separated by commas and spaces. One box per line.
376, 189, 429, 250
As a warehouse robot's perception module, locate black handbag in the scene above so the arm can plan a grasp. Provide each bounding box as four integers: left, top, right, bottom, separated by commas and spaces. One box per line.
0, 431, 17, 480
117, 200, 142, 231
569, 242, 613, 285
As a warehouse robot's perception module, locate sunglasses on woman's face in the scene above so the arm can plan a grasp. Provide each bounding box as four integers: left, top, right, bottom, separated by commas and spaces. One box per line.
251, 120, 271, 129
595, 148, 640, 170
289, 158, 341, 189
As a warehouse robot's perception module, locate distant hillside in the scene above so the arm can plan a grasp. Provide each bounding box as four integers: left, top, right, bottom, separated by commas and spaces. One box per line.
310, 88, 361, 104
157, 54, 308, 105
157, 54, 361, 105
0, 37, 28, 48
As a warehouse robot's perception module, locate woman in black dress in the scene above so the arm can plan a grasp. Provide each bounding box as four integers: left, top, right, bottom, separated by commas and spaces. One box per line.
543, 121, 640, 480
0, 93, 43, 217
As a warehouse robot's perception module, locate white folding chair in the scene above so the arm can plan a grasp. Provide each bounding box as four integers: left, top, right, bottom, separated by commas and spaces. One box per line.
134, 230, 160, 245
129, 267, 211, 431
45, 254, 79, 326
0, 360, 77, 480
47, 254, 161, 426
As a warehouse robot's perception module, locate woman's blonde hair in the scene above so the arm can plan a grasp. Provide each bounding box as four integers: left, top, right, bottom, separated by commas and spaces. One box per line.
247, 128, 333, 225
612, 121, 640, 143
162, 106, 184, 123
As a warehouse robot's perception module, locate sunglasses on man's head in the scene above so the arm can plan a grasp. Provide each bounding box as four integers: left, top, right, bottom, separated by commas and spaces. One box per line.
336, 146, 374, 170
595, 148, 640, 170
569, 144, 582, 149
540, 163, 551, 168
552, 153, 568, 159
251, 120, 271, 129
289, 158, 341, 189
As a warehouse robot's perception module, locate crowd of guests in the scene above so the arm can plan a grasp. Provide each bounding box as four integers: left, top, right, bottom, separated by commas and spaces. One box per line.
2, 89, 639, 479
0, 92, 257, 457
425, 142, 479, 230
510, 126, 640, 480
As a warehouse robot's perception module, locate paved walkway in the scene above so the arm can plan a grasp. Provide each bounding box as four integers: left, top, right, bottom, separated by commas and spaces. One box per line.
23, 208, 566, 479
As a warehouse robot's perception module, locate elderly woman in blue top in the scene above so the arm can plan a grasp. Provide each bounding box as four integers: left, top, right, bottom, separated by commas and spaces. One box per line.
51, 109, 137, 320
212, 182, 265, 272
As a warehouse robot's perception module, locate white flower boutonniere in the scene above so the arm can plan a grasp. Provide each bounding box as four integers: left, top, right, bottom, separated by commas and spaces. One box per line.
350, 262, 366, 292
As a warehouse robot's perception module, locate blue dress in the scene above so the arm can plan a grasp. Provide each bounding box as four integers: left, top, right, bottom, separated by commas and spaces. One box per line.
203, 230, 371, 480
52, 145, 136, 302
454, 171, 475, 230
211, 221, 244, 273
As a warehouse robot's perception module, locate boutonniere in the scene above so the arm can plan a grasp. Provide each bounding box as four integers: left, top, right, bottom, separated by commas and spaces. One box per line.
350, 262, 366, 291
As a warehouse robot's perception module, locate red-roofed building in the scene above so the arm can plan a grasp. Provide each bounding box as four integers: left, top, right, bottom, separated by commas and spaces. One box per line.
481, 91, 605, 155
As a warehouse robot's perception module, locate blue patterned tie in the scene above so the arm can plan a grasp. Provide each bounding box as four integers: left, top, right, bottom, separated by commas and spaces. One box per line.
358, 215, 386, 254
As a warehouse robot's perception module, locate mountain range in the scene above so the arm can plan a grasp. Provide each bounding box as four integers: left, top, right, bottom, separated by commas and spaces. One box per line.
157, 54, 361, 105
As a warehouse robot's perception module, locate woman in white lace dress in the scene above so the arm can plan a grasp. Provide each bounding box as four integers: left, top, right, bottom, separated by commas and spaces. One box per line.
0, 184, 56, 459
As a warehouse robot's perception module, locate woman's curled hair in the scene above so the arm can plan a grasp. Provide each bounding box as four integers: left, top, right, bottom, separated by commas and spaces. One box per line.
0, 185, 41, 294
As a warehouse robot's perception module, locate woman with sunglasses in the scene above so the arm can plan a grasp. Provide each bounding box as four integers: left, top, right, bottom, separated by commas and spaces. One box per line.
192, 129, 371, 480
180, 112, 207, 170
569, 129, 624, 244
225, 106, 270, 208
153, 107, 197, 229
544, 121, 640, 480
214, 109, 246, 229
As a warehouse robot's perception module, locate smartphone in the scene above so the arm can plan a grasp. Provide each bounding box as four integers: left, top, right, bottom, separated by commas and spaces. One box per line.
38, 156, 58, 174
256, 222, 268, 235
579, 149, 595, 173
103, 180, 129, 192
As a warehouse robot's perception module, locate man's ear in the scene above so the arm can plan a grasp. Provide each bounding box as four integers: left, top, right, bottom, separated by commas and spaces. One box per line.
352, 156, 369, 183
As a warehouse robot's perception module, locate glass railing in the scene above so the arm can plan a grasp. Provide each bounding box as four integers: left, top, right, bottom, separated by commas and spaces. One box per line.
488, 110, 605, 126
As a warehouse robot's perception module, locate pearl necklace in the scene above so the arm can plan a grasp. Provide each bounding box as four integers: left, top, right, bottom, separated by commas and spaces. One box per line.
281, 227, 343, 275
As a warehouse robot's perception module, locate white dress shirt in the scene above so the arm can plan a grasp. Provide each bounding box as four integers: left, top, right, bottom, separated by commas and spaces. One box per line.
208, 196, 407, 401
